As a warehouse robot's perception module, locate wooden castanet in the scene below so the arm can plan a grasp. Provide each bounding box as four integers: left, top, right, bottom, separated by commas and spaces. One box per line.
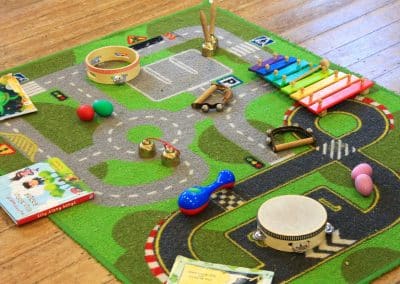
273, 137, 315, 152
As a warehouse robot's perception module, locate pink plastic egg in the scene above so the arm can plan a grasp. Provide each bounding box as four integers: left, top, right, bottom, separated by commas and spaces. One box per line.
355, 174, 373, 196
351, 163, 373, 180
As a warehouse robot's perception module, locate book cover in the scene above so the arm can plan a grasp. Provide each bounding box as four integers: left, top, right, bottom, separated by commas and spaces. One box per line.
167, 255, 274, 284
0, 157, 94, 225
0, 73, 37, 121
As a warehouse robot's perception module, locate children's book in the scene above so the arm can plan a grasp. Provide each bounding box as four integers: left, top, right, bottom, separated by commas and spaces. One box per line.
167, 255, 274, 284
0, 157, 94, 225
0, 73, 37, 121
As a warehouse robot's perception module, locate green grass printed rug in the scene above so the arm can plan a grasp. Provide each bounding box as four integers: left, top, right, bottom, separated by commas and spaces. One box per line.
1, 1, 400, 283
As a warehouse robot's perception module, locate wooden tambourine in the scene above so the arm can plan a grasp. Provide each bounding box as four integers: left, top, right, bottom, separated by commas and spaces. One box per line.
255, 195, 328, 253
85, 46, 140, 84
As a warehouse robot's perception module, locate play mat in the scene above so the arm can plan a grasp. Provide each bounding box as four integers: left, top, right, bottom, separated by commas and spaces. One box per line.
1, 1, 399, 283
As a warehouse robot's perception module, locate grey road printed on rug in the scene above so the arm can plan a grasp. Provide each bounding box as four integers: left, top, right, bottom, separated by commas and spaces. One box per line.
3, 26, 297, 206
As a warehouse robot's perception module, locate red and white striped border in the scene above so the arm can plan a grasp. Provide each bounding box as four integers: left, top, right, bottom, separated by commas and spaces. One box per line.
355, 96, 395, 129
145, 219, 168, 283
283, 102, 300, 125
282, 97, 394, 130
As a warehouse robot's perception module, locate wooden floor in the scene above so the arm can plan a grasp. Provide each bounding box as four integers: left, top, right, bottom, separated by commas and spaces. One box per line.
1, 0, 399, 283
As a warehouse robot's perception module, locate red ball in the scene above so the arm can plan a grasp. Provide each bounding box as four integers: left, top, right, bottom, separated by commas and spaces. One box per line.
77, 104, 95, 121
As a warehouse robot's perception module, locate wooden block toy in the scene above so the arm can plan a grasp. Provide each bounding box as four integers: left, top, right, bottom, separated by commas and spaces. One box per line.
298, 74, 359, 106
290, 71, 348, 100
265, 60, 312, 87
307, 79, 374, 115
248, 54, 284, 74
281, 69, 334, 95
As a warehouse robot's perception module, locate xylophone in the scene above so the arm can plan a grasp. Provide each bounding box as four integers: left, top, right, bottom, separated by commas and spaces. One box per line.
249, 54, 374, 116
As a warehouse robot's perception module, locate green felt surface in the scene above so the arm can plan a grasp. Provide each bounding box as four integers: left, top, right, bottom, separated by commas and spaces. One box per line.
317, 112, 359, 138
126, 125, 163, 144
90, 159, 173, 186
1, 1, 399, 284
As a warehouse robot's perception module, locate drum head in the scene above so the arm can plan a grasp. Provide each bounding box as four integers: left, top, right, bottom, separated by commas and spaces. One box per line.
257, 195, 327, 238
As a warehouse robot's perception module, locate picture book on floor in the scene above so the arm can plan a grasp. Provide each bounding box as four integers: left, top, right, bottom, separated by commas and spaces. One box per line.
0, 157, 94, 225
0, 73, 37, 121
167, 255, 274, 284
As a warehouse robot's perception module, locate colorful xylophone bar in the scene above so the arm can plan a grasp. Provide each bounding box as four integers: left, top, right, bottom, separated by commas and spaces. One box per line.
248, 54, 374, 115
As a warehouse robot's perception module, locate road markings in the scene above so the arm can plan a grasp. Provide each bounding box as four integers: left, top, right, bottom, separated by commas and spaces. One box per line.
92, 151, 102, 156
169, 57, 198, 74
22, 81, 46, 96
319, 139, 356, 160
79, 157, 87, 162
144, 66, 172, 84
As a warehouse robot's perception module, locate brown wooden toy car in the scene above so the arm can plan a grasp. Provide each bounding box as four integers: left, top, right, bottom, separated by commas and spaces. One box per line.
191, 83, 232, 112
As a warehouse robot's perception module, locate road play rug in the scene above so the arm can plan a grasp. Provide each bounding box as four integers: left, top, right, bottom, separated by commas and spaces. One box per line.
1, 1, 399, 283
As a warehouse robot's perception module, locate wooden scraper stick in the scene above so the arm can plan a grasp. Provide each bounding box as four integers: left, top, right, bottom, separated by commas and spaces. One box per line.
200, 10, 211, 42
209, 1, 217, 35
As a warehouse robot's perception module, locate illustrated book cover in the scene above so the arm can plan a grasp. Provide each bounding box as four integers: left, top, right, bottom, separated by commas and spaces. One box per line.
0, 73, 37, 121
167, 255, 274, 284
0, 157, 94, 225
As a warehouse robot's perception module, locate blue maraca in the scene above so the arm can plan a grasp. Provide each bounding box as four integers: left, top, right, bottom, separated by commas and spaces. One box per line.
178, 170, 235, 215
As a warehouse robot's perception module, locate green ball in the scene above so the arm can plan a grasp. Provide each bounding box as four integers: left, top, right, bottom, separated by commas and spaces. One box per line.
92, 100, 114, 117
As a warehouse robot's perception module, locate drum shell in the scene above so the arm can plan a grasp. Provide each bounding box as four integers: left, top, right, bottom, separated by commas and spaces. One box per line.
256, 221, 326, 252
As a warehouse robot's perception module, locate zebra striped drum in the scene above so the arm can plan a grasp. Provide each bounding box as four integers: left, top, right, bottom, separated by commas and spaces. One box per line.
255, 195, 328, 253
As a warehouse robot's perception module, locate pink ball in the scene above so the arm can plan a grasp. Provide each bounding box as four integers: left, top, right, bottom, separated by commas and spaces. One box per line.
351, 163, 373, 180
355, 174, 373, 196
77, 104, 95, 121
